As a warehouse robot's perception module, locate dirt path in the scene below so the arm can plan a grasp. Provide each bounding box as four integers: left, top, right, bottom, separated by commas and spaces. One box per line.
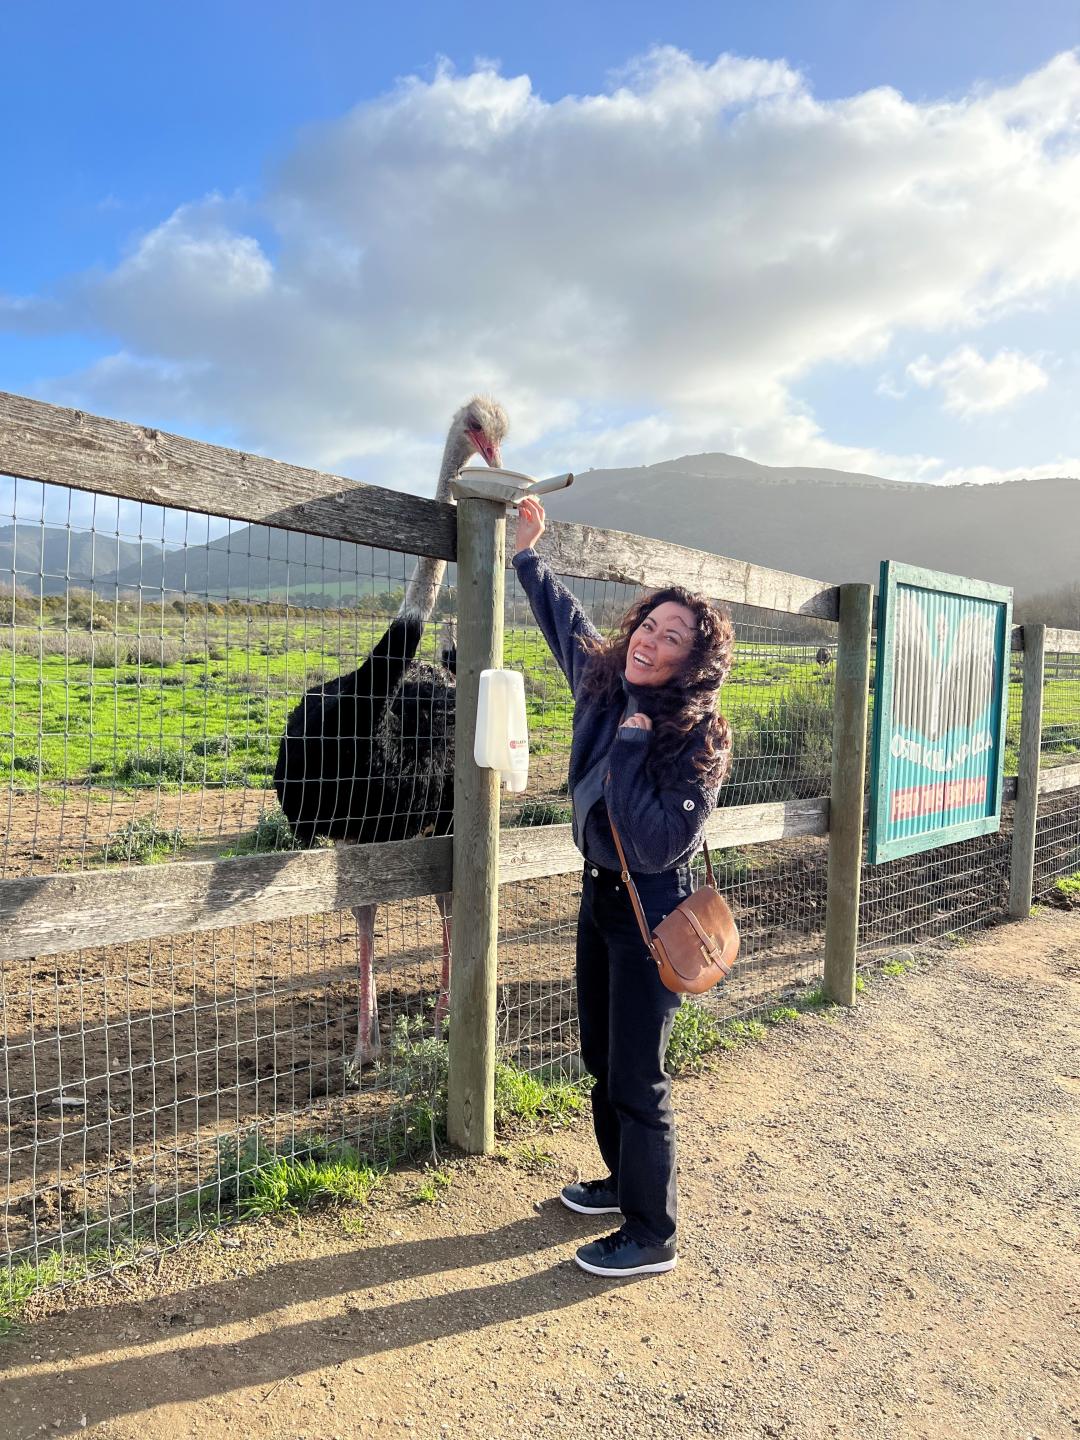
2, 911, 1078, 1440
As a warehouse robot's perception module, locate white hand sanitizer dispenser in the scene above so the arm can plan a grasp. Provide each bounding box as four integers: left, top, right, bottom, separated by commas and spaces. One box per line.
474, 669, 530, 793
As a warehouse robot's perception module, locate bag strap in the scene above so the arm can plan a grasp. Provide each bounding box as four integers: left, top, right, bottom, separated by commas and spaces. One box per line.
700, 836, 716, 889
607, 818, 656, 953
607, 811, 716, 950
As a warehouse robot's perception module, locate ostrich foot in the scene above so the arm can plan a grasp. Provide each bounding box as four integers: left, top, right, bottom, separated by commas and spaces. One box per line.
344, 1014, 382, 1084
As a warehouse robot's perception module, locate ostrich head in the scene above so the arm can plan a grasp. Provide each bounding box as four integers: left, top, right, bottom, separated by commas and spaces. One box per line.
402, 398, 509, 623
437, 396, 509, 497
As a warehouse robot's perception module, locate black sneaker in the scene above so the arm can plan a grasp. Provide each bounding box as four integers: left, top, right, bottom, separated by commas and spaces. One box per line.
559, 1178, 622, 1215
575, 1227, 677, 1277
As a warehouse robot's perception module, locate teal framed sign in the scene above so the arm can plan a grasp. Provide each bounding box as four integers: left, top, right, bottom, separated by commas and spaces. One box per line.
868, 562, 1013, 864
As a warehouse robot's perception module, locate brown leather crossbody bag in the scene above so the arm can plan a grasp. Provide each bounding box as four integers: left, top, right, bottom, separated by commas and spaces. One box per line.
608, 819, 740, 995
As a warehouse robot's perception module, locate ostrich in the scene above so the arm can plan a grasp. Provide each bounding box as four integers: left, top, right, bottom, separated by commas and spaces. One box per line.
273, 397, 508, 1073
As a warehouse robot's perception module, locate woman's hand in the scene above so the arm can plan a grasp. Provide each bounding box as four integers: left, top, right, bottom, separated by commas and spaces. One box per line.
619, 713, 653, 731
514, 495, 546, 554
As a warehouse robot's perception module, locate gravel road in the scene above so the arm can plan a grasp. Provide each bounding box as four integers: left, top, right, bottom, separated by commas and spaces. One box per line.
2, 909, 1078, 1440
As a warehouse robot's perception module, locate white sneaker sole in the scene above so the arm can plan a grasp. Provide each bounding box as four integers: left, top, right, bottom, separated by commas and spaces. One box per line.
560, 1192, 622, 1216
574, 1252, 677, 1277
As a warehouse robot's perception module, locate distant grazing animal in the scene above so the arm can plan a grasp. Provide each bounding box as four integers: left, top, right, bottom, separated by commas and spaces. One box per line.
815, 646, 832, 670
273, 397, 509, 1072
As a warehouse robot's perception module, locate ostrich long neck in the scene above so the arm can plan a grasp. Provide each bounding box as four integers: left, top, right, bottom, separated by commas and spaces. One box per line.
400, 428, 466, 621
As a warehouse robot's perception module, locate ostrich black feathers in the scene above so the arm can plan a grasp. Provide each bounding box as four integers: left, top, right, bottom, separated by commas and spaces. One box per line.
273, 614, 456, 848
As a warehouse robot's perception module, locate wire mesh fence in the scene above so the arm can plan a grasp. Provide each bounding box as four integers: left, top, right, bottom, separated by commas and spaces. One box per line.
2, 899, 455, 1283
497, 873, 580, 1077
2, 474, 460, 875
1040, 647, 1080, 770
1031, 643, 1080, 898
4, 463, 1080, 1305
501, 569, 837, 1064
1033, 791, 1080, 896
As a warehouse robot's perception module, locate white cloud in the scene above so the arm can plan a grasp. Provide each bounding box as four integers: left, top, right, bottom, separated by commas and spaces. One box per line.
905, 345, 1049, 417
5, 47, 1080, 489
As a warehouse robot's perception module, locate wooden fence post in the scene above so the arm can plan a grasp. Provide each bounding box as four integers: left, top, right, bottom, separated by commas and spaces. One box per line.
1008, 623, 1046, 918
447, 496, 505, 1154
823, 583, 873, 1006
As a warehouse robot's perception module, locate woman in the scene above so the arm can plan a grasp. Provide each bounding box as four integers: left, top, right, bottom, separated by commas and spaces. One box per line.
513, 495, 734, 1277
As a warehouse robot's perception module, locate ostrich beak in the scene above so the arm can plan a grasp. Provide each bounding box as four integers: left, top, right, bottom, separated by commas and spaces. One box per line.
471, 432, 502, 467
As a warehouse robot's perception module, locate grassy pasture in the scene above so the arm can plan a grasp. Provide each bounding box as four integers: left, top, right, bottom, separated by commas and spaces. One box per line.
2, 611, 1076, 796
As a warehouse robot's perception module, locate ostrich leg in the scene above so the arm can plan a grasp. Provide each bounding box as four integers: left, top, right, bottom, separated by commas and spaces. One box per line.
345, 902, 380, 1077
433, 892, 452, 1029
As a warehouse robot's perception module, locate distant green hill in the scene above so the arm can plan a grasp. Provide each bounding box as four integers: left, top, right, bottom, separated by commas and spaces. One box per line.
1, 524, 154, 596
2, 523, 416, 605
104, 525, 422, 604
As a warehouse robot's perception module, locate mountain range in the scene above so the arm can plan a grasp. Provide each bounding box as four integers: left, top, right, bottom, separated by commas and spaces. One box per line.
5, 454, 1077, 616
549, 454, 1077, 606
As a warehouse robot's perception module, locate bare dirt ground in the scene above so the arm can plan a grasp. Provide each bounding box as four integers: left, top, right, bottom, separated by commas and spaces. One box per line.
1, 909, 1078, 1440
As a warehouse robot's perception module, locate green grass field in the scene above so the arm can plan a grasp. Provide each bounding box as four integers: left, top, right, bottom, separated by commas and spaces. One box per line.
3, 614, 1077, 794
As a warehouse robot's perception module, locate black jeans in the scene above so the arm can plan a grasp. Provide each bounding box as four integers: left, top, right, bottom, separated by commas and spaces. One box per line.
576, 862, 689, 1248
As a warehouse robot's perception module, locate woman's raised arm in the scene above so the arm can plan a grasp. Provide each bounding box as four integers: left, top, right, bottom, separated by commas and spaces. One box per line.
511, 497, 601, 695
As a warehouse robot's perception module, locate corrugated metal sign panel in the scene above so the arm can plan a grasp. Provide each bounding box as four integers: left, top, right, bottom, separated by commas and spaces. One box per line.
868, 562, 1013, 864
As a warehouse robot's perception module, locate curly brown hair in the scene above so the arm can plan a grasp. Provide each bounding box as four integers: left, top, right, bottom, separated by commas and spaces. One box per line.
579, 585, 734, 790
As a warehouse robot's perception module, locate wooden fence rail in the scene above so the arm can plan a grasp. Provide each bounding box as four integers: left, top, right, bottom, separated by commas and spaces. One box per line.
0, 391, 838, 617
0, 798, 833, 965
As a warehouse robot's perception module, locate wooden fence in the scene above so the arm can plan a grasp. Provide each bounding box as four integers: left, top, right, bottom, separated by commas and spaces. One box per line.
1, 390, 1079, 1157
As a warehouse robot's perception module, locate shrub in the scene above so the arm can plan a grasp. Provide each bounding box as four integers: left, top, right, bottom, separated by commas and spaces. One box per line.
379, 1014, 450, 1154
114, 745, 189, 784
522, 671, 556, 701
492, 1064, 587, 1129
1042, 724, 1079, 756
665, 1001, 723, 1074
708, 847, 755, 885
191, 735, 233, 757
0, 585, 36, 626
723, 692, 833, 805
11, 753, 48, 777
96, 819, 185, 865
224, 807, 302, 855
511, 800, 572, 827
121, 636, 183, 668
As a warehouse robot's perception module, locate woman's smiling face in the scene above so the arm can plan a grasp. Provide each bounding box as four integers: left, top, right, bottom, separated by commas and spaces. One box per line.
624, 601, 696, 687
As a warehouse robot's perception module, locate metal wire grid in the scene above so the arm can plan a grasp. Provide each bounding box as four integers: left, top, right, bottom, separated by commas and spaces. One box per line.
1033, 792, 1080, 896
497, 873, 580, 1077
2, 474, 458, 875
1031, 645, 1080, 894
858, 823, 1013, 961
496, 838, 831, 1084
8, 482, 1075, 1292
721, 619, 836, 807
1040, 648, 1080, 769
697, 837, 830, 1015
499, 572, 836, 1063
2, 897, 451, 1282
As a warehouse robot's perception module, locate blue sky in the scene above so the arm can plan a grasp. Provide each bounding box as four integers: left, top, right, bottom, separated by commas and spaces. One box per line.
2, 0, 1080, 500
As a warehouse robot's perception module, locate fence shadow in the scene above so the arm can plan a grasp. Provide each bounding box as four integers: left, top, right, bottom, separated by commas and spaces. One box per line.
3, 1208, 611, 1433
